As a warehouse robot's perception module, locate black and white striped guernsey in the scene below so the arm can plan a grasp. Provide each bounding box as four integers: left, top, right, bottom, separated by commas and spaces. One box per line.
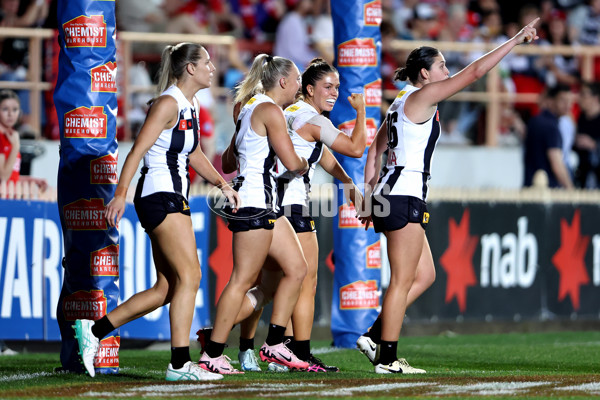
232, 93, 278, 210
275, 100, 324, 209
137, 85, 199, 200
374, 85, 441, 201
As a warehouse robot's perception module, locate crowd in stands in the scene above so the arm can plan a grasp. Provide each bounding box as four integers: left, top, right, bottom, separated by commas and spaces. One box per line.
1, 0, 600, 194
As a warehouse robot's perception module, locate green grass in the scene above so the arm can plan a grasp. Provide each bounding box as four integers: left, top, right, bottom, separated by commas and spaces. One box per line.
1, 331, 599, 399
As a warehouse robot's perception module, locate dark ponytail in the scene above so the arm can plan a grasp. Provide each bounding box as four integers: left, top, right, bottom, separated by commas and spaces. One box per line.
394, 46, 440, 84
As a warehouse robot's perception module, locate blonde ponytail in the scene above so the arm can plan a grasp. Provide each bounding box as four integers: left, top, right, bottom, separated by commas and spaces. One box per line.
150, 43, 205, 104
234, 54, 295, 105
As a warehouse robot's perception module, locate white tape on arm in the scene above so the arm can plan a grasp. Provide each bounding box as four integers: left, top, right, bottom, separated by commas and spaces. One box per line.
307, 114, 340, 147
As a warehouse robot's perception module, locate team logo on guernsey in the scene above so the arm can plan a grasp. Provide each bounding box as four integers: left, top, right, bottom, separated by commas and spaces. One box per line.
337, 38, 377, 67
338, 204, 363, 228
63, 15, 107, 48
365, 79, 382, 107
91, 153, 118, 184
286, 104, 300, 112
366, 241, 381, 269
95, 336, 120, 369
340, 280, 379, 309
179, 119, 193, 131
91, 62, 117, 93
364, 0, 382, 26
397, 90, 407, 99
62, 289, 107, 320
91, 244, 119, 276
63, 198, 107, 230
64, 106, 108, 139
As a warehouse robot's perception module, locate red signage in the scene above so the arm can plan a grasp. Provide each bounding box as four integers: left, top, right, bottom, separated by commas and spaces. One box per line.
91, 62, 117, 93
91, 153, 118, 184
64, 106, 107, 139
364, 0, 382, 26
366, 241, 381, 269
62, 290, 107, 321
340, 280, 379, 309
365, 79, 382, 107
95, 336, 120, 369
63, 198, 107, 230
91, 245, 119, 276
63, 15, 107, 48
338, 204, 363, 228
337, 38, 377, 67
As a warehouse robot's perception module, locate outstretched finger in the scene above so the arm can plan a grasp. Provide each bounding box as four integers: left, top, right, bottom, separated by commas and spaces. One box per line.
527, 17, 540, 28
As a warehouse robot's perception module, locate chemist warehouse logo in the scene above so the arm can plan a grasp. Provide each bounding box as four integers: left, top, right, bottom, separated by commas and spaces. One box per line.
337, 38, 377, 67
91, 62, 117, 93
364, 0, 382, 26
96, 336, 120, 369
91, 153, 118, 184
366, 241, 381, 269
338, 204, 363, 228
63, 198, 107, 230
339, 118, 378, 146
64, 106, 108, 139
91, 244, 119, 277
63, 15, 107, 48
340, 280, 379, 309
63, 290, 107, 321
365, 79, 382, 107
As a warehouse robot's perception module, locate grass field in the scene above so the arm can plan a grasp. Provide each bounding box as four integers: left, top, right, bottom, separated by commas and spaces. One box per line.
1, 330, 599, 399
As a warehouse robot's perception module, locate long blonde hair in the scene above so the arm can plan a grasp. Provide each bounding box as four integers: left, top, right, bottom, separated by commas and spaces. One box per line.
234, 54, 295, 105
152, 42, 205, 103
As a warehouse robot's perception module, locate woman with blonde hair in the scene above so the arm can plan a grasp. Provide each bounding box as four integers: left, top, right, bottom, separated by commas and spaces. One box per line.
74, 42, 238, 381
198, 54, 310, 374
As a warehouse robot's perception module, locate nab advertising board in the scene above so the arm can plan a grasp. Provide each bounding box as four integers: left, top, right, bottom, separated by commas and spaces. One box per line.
0, 197, 211, 341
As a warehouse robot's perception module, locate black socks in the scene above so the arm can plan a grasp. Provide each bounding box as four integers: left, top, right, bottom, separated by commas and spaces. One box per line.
91, 315, 115, 339
377, 340, 397, 365
265, 324, 286, 346
170, 346, 191, 369
239, 337, 254, 352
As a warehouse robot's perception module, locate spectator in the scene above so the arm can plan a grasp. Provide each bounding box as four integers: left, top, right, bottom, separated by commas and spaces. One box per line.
116, 0, 165, 33
577, 0, 600, 45
406, 3, 440, 40
309, 0, 334, 65
273, 0, 317, 69
573, 81, 600, 188
523, 85, 574, 189
0, 0, 50, 137
536, 9, 580, 88
0, 89, 47, 198
504, 4, 545, 119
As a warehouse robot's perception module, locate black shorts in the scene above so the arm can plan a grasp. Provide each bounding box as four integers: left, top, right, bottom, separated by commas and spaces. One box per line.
277, 204, 316, 233
224, 207, 277, 233
371, 194, 429, 233
134, 191, 191, 233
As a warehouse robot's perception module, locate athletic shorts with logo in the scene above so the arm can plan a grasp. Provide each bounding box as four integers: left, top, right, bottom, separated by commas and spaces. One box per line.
371, 194, 429, 233
276, 204, 316, 233
224, 206, 277, 232
134, 191, 191, 233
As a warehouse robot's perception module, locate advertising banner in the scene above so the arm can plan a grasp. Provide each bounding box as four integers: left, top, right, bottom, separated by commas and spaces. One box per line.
409, 202, 600, 321
0, 197, 211, 341
53, 0, 118, 373
329, 0, 382, 348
